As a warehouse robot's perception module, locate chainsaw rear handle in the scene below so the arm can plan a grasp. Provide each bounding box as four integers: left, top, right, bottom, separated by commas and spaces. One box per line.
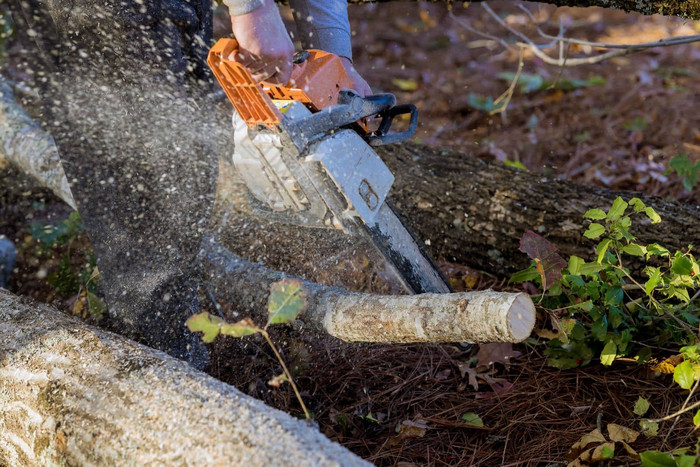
367, 104, 419, 147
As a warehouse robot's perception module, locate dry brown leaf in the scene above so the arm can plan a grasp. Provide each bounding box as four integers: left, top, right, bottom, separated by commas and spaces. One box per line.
476, 343, 522, 369
607, 423, 639, 443
621, 441, 639, 460
458, 363, 480, 391
651, 354, 683, 374
390, 419, 429, 445
568, 428, 606, 459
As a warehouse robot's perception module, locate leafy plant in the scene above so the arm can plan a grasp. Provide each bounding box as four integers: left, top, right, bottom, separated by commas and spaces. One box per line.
668, 154, 700, 192
512, 197, 699, 370
26, 211, 105, 318
187, 278, 311, 419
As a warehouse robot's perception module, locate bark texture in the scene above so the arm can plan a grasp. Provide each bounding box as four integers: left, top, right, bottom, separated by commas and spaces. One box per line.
0, 289, 368, 467
203, 240, 535, 343
377, 143, 700, 276
0, 80, 75, 209
346, 0, 700, 21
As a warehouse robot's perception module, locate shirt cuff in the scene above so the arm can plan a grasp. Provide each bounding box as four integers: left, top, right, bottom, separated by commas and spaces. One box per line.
223, 0, 264, 16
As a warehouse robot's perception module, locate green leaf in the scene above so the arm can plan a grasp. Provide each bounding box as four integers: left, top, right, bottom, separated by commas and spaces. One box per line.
590, 317, 608, 341
568, 256, 584, 275
635, 347, 653, 364
693, 410, 700, 427
600, 341, 617, 366
596, 238, 613, 264
633, 397, 651, 416
219, 318, 259, 338
461, 412, 484, 427
645, 268, 661, 296
600, 444, 615, 459
584, 223, 606, 239
646, 244, 670, 258
607, 197, 629, 222
579, 262, 607, 276
671, 256, 693, 276
673, 360, 695, 390
186, 312, 223, 343
639, 450, 677, 467
584, 209, 607, 220
639, 420, 659, 438
629, 197, 646, 212
644, 207, 662, 224
267, 278, 308, 327
509, 265, 541, 284
622, 243, 646, 257
678, 455, 698, 467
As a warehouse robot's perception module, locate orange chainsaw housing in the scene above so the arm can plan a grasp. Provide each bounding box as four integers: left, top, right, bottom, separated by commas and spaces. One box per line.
207, 38, 356, 129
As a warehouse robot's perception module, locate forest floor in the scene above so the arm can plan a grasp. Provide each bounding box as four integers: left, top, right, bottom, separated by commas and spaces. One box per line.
2, 1, 700, 465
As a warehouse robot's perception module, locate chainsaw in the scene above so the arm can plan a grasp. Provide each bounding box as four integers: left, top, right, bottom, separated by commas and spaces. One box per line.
207, 38, 450, 294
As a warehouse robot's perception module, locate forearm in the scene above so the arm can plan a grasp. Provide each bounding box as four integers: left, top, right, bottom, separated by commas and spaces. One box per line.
288, 0, 352, 61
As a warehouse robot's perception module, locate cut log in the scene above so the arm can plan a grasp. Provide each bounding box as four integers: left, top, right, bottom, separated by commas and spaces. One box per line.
202, 239, 536, 343
0, 289, 369, 466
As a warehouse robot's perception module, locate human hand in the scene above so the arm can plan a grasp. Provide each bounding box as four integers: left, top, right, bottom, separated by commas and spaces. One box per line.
340, 57, 371, 97
229, 0, 295, 84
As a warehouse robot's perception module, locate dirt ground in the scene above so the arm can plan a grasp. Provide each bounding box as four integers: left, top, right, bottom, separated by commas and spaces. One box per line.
3, 1, 700, 465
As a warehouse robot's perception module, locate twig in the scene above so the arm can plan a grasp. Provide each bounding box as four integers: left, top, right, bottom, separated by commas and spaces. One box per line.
260, 330, 311, 420
651, 378, 700, 424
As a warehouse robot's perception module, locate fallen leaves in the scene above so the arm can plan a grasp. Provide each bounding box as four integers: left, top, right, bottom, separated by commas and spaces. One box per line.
568, 424, 640, 465
519, 230, 567, 290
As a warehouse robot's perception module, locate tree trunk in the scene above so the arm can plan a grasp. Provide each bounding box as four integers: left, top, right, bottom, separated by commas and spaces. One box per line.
378, 143, 700, 276
347, 0, 700, 21
0, 289, 368, 466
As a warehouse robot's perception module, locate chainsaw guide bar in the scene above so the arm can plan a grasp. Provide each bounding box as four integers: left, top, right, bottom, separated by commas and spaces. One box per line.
208, 38, 450, 294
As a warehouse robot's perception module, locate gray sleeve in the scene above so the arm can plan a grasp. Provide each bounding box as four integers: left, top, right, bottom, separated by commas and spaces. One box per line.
223, 0, 264, 16
288, 0, 353, 61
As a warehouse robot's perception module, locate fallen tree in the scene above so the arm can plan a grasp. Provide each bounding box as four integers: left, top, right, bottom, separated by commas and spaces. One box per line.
0, 289, 369, 466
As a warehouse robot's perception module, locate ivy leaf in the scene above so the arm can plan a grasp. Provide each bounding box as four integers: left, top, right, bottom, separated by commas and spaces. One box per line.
584, 209, 606, 220
568, 256, 584, 275
694, 410, 700, 427
267, 278, 308, 327
461, 412, 484, 427
633, 397, 651, 416
645, 268, 661, 296
600, 341, 617, 366
518, 231, 566, 290
673, 360, 695, 390
584, 223, 606, 239
646, 244, 670, 259
607, 197, 628, 222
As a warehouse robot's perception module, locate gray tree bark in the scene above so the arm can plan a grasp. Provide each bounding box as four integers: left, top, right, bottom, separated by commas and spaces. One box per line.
0, 288, 368, 466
